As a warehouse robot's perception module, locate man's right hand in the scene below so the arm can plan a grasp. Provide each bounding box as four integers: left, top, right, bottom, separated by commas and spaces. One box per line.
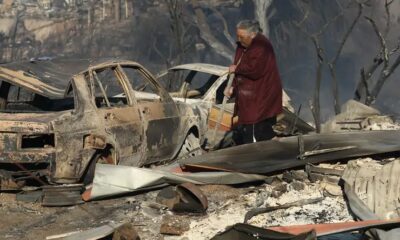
224, 86, 234, 98
229, 65, 237, 73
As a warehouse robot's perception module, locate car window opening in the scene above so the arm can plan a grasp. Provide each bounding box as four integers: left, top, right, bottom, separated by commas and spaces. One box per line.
121, 66, 162, 103
93, 67, 128, 108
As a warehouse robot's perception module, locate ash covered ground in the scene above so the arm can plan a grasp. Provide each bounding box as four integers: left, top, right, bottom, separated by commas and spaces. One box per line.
0, 162, 359, 240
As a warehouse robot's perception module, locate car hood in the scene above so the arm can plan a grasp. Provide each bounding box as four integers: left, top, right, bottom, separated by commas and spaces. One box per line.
0, 111, 70, 132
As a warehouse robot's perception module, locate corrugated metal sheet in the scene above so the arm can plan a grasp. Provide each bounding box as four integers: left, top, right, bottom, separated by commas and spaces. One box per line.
181, 130, 400, 174
342, 159, 400, 220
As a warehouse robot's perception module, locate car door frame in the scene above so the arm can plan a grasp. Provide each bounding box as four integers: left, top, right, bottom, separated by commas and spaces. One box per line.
118, 63, 183, 165
87, 63, 146, 166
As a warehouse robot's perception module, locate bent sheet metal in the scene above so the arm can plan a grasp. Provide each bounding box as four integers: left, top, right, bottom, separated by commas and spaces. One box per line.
180, 130, 400, 174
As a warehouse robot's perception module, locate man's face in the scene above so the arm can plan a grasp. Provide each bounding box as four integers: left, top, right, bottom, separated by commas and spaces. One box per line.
236, 28, 256, 48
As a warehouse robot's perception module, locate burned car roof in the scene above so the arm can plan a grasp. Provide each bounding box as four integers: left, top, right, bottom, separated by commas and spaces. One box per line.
168, 63, 228, 76
0, 58, 125, 99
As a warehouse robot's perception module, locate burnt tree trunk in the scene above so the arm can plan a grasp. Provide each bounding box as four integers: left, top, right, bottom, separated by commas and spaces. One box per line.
191, 0, 234, 61
114, 0, 121, 22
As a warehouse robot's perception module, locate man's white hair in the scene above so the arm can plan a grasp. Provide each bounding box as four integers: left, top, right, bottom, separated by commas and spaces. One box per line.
236, 20, 262, 33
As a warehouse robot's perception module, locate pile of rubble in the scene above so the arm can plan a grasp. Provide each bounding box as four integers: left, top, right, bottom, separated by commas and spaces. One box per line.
1, 93, 400, 239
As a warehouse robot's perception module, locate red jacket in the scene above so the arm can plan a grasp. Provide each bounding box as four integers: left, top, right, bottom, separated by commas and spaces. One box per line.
233, 33, 283, 125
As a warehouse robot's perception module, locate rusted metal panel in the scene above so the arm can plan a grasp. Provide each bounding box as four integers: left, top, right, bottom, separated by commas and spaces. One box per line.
267, 219, 400, 237
208, 104, 237, 131
0, 152, 55, 163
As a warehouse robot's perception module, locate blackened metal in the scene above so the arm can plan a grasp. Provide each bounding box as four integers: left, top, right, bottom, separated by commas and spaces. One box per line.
42, 184, 84, 206
210, 223, 316, 240
181, 130, 400, 174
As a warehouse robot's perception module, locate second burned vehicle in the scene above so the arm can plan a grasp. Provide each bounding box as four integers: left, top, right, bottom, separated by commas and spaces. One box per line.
157, 63, 314, 146
0, 59, 205, 190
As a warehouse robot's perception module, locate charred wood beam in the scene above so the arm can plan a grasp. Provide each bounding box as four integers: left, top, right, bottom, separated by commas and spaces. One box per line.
306, 164, 344, 177
244, 197, 324, 223
0, 81, 10, 110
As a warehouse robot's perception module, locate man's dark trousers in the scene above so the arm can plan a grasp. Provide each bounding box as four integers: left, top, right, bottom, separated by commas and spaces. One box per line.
233, 116, 276, 145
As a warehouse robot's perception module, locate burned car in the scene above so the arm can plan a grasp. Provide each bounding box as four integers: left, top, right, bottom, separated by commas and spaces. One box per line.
0, 59, 204, 188
157, 63, 314, 145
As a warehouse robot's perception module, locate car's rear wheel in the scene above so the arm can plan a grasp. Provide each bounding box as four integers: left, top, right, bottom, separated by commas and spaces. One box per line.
177, 132, 202, 159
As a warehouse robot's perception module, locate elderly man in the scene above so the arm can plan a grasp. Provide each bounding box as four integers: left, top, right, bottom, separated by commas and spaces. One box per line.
225, 20, 283, 145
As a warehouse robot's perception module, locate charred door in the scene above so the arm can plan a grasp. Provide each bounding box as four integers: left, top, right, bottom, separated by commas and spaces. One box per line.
90, 66, 144, 166
121, 66, 180, 164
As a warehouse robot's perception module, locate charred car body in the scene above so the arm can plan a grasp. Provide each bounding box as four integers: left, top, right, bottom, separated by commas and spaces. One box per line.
157, 63, 314, 145
0, 59, 204, 187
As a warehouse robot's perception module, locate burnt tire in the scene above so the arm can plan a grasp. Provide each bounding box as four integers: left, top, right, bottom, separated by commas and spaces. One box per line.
177, 132, 202, 159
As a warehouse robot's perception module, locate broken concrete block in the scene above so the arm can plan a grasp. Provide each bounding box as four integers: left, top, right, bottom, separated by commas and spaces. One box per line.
271, 183, 288, 198
290, 180, 305, 191
282, 170, 308, 183
321, 100, 387, 133
308, 173, 341, 185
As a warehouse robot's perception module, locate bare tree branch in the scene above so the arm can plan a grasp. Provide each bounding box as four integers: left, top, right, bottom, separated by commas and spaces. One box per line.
191, 0, 234, 61
294, 1, 361, 126
253, 0, 273, 37
332, 4, 363, 65
360, 68, 370, 97
389, 54, 400, 75
209, 6, 236, 49
384, 0, 392, 37
167, 0, 185, 65
354, 56, 383, 102
364, 16, 389, 105
365, 17, 389, 63
316, 14, 342, 37
328, 3, 363, 114
311, 36, 323, 133
358, 11, 400, 106
294, 2, 326, 132
389, 39, 400, 55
